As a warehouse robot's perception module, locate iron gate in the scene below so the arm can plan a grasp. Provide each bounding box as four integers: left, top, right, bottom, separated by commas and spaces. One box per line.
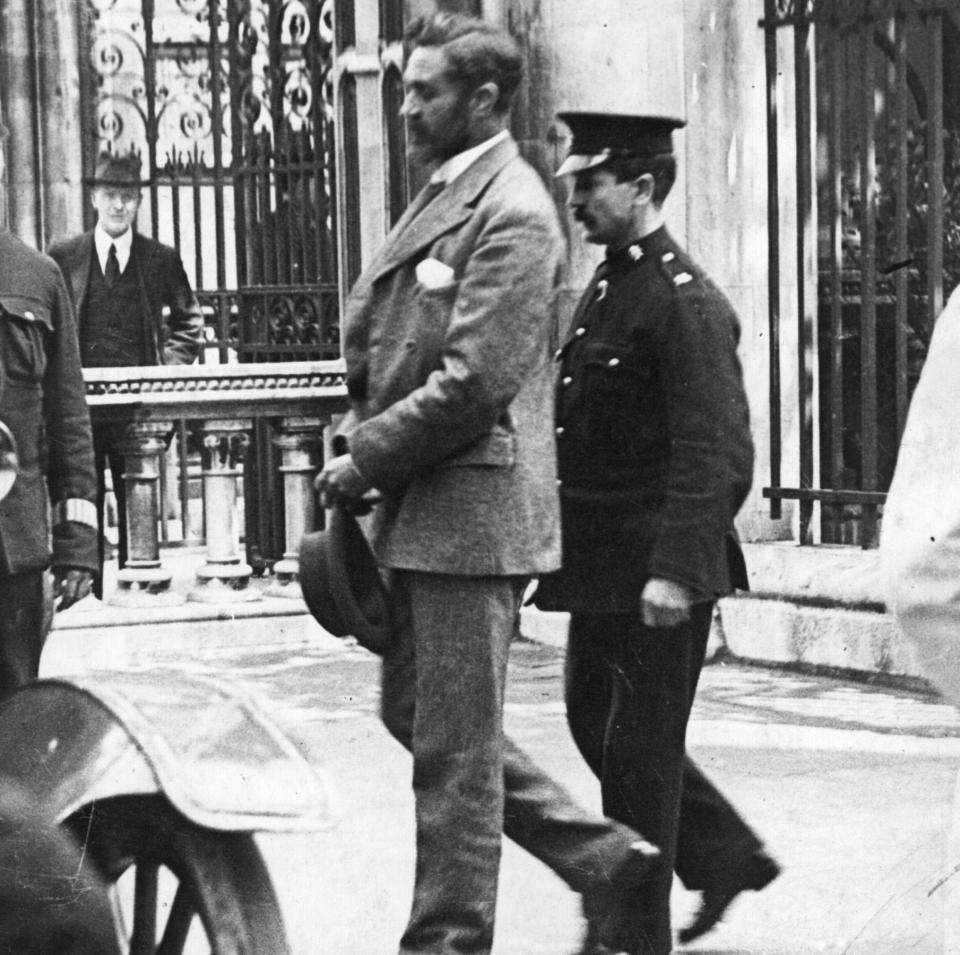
762, 0, 960, 547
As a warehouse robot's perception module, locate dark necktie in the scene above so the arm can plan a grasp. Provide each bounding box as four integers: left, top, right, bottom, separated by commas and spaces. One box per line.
104, 243, 120, 288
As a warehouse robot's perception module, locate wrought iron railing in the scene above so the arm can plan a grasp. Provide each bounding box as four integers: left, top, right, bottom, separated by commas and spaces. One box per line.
761, 0, 958, 547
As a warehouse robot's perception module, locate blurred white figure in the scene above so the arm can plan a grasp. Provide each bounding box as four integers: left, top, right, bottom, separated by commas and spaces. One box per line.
882, 286, 960, 707
881, 286, 960, 955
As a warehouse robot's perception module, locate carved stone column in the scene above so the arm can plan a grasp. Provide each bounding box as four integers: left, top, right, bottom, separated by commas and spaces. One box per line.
266, 416, 324, 598
190, 419, 260, 603
109, 421, 185, 608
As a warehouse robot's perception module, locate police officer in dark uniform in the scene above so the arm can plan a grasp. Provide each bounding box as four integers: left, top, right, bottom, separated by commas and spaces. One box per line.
0, 226, 99, 695
534, 113, 780, 954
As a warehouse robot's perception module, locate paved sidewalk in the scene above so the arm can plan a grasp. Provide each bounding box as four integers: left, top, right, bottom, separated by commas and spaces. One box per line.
39, 623, 960, 954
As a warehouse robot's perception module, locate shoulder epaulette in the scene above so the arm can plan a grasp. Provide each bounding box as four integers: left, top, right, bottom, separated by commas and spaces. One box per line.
656, 249, 696, 289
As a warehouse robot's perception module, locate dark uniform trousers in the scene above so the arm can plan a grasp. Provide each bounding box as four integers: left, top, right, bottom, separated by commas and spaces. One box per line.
0, 574, 48, 698
565, 606, 763, 953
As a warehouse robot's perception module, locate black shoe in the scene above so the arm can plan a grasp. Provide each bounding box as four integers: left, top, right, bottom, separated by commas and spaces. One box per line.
579, 839, 661, 954
677, 849, 781, 944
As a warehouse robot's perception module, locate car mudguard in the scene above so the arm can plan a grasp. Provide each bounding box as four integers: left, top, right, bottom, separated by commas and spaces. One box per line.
0, 670, 339, 832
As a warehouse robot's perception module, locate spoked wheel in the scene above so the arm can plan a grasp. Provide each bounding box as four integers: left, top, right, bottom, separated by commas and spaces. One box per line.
68, 795, 290, 955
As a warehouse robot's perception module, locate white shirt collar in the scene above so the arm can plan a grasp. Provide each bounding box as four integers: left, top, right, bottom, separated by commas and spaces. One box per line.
94, 223, 134, 274
431, 130, 509, 186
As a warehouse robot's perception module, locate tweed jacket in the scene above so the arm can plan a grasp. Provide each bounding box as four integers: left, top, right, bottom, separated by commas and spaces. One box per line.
338, 136, 563, 576
535, 227, 754, 613
0, 231, 98, 575
47, 230, 203, 366
882, 286, 960, 707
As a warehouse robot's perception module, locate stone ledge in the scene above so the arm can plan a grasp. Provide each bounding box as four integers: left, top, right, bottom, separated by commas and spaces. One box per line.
742, 540, 887, 609
717, 594, 927, 686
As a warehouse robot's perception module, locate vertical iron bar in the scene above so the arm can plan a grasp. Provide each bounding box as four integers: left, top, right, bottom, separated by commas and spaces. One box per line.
764, 0, 782, 521
859, 24, 879, 547
894, 15, 909, 442
208, 0, 228, 291
170, 162, 182, 254
228, 0, 250, 290
192, 146, 204, 288
143, 0, 158, 238
927, 13, 944, 333
795, 18, 815, 544
257, 132, 273, 290
827, 29, 845, 544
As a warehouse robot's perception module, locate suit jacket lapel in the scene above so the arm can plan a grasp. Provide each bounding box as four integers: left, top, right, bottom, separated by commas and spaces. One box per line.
368, 137, 520, 285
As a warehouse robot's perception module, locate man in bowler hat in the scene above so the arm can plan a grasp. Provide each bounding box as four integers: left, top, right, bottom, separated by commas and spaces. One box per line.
316, 14, 663, 955
48, 152, 203, 584
534, 112, 781, 952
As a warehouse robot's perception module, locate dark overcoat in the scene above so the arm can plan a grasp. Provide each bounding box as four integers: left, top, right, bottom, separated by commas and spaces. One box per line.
47, 231, 203, 366
338, 136, 563, 575
535, 226, 753, 613
0, 231, 98, 575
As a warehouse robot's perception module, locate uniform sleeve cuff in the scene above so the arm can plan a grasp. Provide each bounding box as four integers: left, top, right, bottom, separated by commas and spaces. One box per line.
54, 498, 98, 529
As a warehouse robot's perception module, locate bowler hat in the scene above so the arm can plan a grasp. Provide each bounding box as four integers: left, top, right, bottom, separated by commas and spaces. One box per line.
299, 507, 392, 654
555, 112, 686, 176
85, 152, 151, 188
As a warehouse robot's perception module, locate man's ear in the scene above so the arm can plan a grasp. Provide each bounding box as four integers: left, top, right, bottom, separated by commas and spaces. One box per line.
633, 173, 655, 203
471, 82, 500, 119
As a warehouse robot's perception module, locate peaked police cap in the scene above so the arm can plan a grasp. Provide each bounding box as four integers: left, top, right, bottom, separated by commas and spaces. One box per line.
555, 112, 685, 176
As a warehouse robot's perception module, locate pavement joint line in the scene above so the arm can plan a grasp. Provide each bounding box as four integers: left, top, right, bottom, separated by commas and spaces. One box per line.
688, 717, 960, 756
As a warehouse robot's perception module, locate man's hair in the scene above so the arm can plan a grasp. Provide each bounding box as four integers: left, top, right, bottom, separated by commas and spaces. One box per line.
606, 153, 677, 206
403, 13, 523, 115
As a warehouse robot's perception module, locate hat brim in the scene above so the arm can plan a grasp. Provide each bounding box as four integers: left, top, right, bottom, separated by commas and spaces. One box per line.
555, 152, 613, 177
299, 508, 392, 655
83, 177, 151, 189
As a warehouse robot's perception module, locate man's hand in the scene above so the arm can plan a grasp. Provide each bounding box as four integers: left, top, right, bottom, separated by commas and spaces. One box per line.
641, 577, 695, 629
53, 567, 94, 612
315, 454, 373, 510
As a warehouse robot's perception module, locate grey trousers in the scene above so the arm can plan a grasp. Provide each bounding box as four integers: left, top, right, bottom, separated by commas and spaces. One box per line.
381, 570, 639, 955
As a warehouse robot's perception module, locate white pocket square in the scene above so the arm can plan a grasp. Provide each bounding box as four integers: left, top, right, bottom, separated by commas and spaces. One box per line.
416, 257, 456, 290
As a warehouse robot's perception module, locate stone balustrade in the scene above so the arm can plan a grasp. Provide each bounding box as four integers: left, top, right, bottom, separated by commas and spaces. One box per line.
84, 362, 348, 607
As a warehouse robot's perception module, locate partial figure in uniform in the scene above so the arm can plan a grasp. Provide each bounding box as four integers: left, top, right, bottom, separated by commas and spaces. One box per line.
315, 16, 661, 955
48, 153, 203, 589
534, 112, 781, 954
0, 227, 98, 695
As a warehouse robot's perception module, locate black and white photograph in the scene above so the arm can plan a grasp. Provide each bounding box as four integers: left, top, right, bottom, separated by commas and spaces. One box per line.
2, 1, 960, 952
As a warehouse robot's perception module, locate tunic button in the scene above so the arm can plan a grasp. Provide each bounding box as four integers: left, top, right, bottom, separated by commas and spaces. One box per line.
555, 426, 565, 437
575, 327, 586, 337
24, 310, 35, 321
562, 376, 573, 387
556, 479, 563, 487
607, 357, 620, 368
554, 348, 563, 360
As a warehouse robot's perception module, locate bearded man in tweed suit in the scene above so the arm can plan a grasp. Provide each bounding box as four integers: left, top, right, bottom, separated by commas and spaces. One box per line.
316, 14, 660, 955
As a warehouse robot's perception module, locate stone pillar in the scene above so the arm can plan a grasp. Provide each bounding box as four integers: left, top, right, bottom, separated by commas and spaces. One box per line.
190, 419, 260, 603
109, 421, 185, 608
266, 416, 324, 598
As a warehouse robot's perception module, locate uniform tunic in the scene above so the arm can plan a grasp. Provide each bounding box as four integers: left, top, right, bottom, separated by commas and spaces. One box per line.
536, 225, 753, 613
